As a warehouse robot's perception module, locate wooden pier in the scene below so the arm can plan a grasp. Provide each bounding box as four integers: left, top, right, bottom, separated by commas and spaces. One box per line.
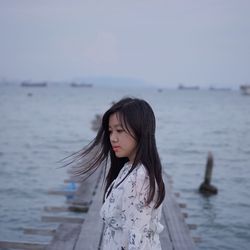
0, 168, 197, 250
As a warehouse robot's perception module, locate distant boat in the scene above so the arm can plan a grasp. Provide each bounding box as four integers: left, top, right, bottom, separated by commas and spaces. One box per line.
21, 81, 47, 87
70, 82, 93, 88
209, 87, 231, 91
178, 84, 199, 90
240, 84, 250, 95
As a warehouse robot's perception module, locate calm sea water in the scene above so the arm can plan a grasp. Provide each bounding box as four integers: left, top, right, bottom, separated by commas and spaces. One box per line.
0, 84, 250, 249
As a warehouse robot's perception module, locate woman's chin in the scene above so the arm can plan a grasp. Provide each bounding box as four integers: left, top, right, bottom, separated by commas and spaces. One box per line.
114, 152, 125, 158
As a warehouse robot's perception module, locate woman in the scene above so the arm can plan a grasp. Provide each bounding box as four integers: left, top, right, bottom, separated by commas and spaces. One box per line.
67, 97, 165, 250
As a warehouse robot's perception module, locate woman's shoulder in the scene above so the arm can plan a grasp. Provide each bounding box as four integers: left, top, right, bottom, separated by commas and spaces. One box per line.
136, 163, 148, 174
129, 163, 149, 182
126, 163, 150, 194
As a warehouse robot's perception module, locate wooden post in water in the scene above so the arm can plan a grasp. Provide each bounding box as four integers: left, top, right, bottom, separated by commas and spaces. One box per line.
199, 152, 218, 195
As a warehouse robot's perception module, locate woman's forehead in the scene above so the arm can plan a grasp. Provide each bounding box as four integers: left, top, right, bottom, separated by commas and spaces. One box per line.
109, 113, 123, 126
108, 112, 136, 137
109, 112, 130, 131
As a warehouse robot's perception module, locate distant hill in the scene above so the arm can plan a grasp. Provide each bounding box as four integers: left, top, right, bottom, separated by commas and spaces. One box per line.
75, 76, 149, 87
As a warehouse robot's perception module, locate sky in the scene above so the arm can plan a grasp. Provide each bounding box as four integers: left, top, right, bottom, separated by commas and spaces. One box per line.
0, 0, 250, 88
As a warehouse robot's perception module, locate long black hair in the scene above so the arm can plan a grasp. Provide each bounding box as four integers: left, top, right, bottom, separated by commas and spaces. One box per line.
64, 97, 165, 208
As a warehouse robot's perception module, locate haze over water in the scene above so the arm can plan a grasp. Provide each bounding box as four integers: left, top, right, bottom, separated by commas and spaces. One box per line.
0, 84, 250, 250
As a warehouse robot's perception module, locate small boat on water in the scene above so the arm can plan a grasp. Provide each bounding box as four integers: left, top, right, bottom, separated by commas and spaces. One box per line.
240, 84, 250, 95
209, 87, 231, 91
21, 81, 47, 87
70, 82, 93, 88
178, 84, 199, 90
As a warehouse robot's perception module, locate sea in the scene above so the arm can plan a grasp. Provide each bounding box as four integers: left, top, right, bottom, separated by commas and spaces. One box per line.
0, 83, 250, 250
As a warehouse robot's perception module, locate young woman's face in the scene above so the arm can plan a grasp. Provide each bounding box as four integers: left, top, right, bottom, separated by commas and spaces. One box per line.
109, 113, 137, 163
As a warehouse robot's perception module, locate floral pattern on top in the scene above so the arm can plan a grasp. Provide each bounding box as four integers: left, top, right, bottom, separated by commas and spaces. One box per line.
100, 162, 164, 250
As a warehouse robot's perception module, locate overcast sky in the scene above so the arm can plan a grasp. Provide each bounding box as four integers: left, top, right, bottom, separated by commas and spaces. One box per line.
0, 0, 249, 88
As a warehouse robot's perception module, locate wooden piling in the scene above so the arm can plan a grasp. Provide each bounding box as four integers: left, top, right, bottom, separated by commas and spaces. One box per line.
199, 152, 218, 195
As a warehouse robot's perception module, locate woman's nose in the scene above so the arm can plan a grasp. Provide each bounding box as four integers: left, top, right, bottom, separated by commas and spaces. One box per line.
110, 132, 118, 142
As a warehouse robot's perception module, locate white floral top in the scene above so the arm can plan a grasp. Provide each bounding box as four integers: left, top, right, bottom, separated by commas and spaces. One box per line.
100, 162, 164, 250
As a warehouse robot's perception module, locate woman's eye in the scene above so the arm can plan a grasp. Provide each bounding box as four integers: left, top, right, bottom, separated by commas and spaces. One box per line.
117, 129, 124, 133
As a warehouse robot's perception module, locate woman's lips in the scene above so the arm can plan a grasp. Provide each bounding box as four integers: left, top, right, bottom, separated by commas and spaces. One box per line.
112, 146, 120, 152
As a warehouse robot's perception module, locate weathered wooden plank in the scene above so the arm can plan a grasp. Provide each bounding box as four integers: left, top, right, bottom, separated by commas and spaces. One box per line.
74, 170, 102, 204
74, 174, 104, 250
44, 205, 88, 213
193, 236, 202, 243
45, 223, 82, 250
67, 205, 88, 213
174, 192, 181, 197
23, 228, 56, 236
64, 179, 80, 183
66, 200, 90, 206
0, 241, 47, 250
179, 202, 187, 208
48, 190, 76, 196
43, 168, 104, 250
62, 170, 103, 209
41, 216, 84, 224
159, 211, 173, 249
188, 224, 197, 230
161, 178, 196, 250
44, 206, 70, 212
